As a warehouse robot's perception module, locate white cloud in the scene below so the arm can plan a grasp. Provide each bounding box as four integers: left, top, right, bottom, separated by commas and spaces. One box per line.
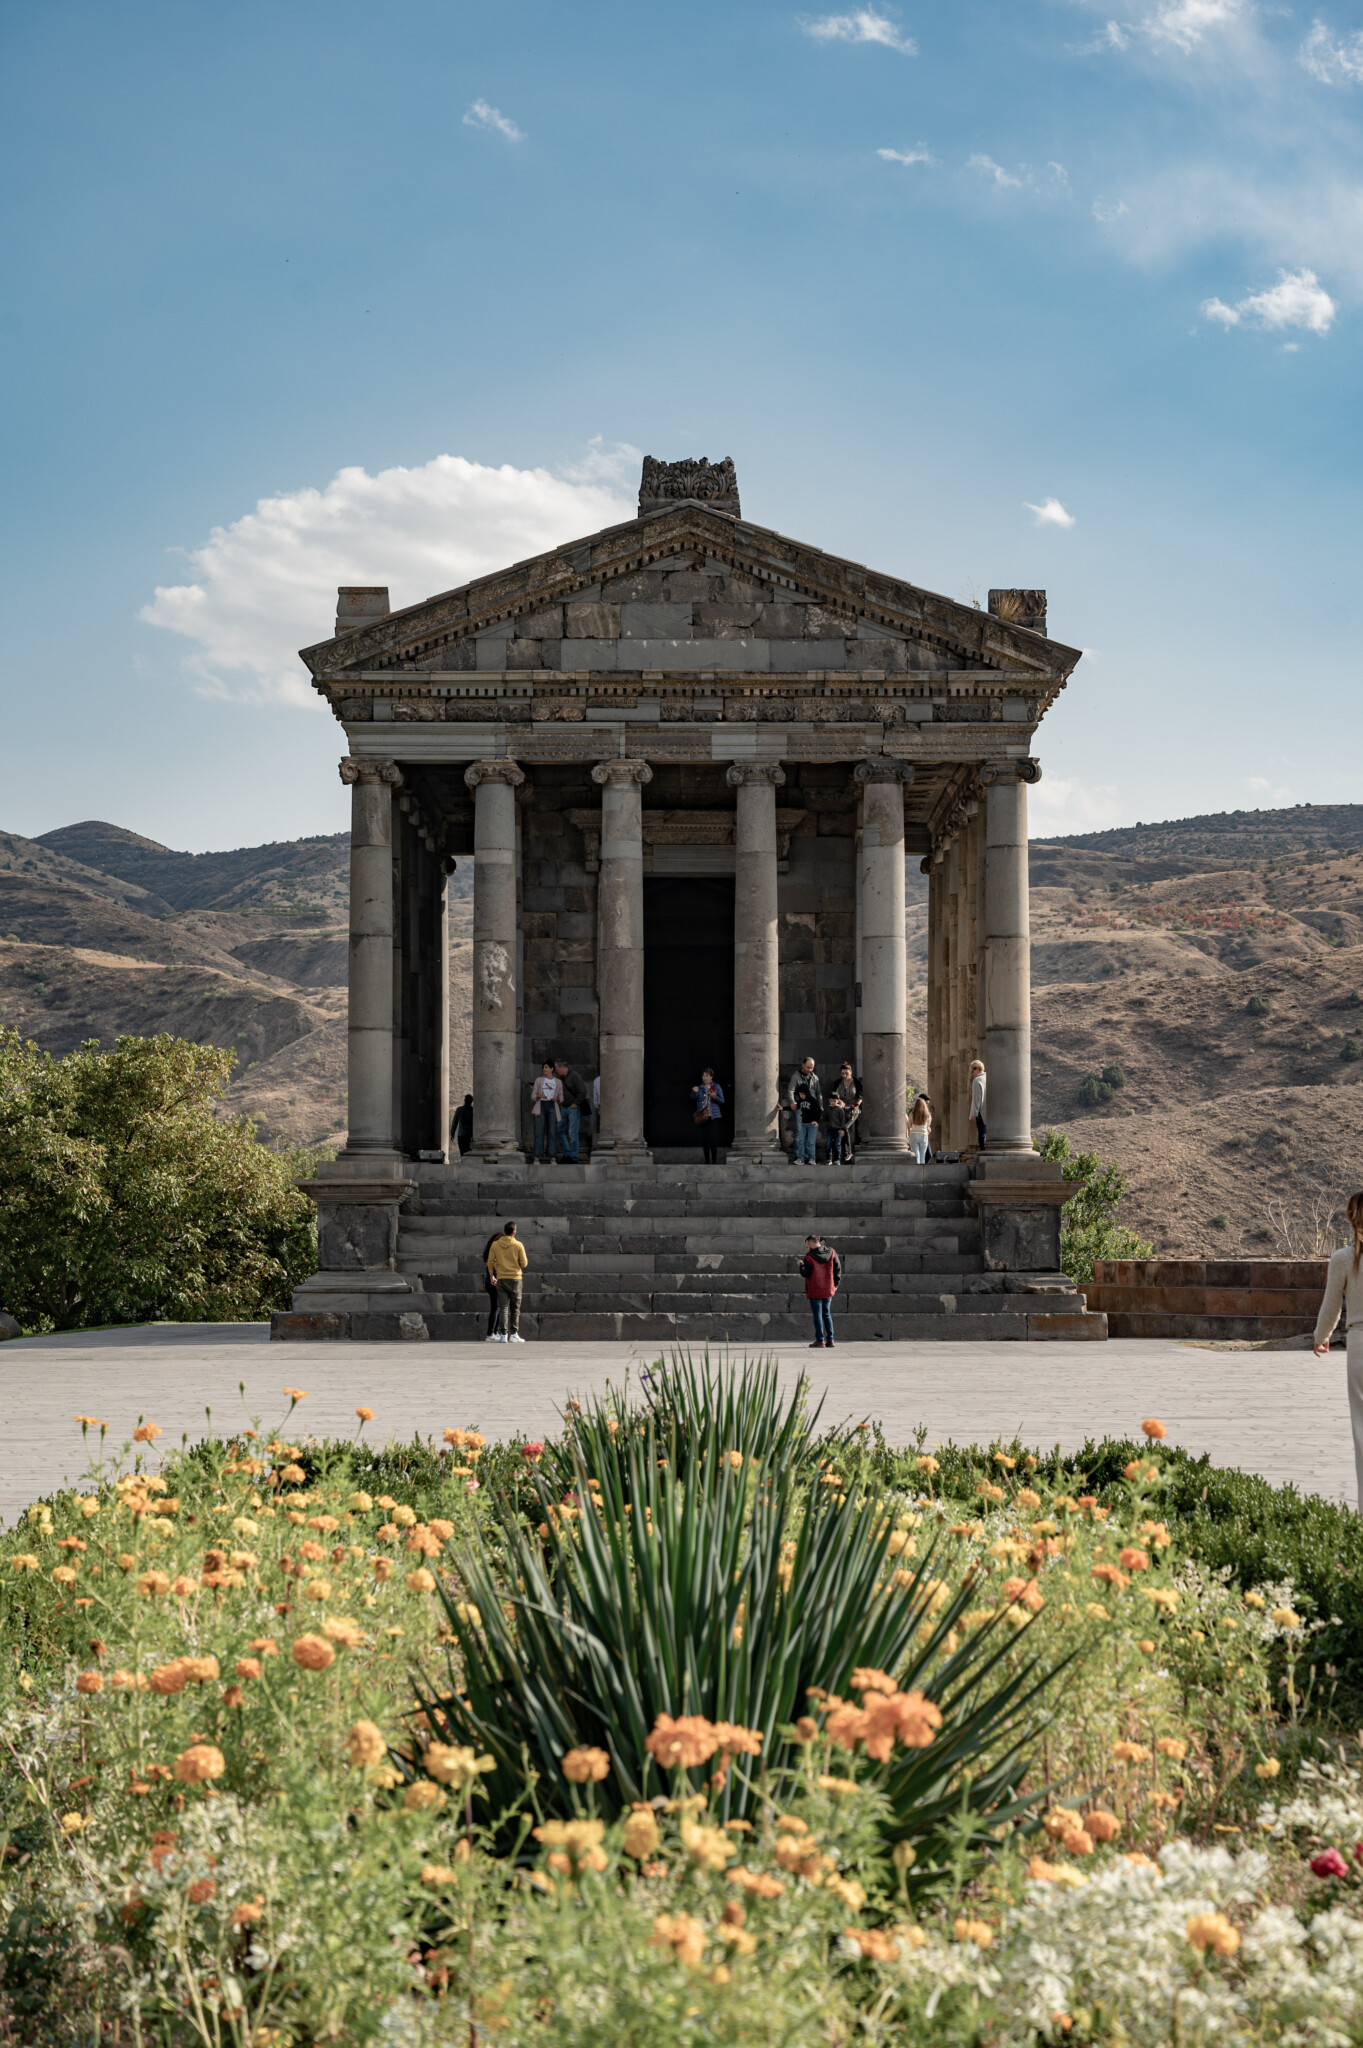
1024, 497, 1077, 528
878, 146, 933, 166
1201, 267, 1336, 333
801, 8, 917, 53
462, 100, 524, 142
140, 449, 638, 706
969, 153, 1022, 188
1092, 198, 1129, 223
1300, 21, 1363, 83
1029, 776, 1124, 835
1144, 0, 1247, 51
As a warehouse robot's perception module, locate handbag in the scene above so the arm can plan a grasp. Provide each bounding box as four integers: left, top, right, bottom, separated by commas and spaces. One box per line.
693, 1087, 712, 1127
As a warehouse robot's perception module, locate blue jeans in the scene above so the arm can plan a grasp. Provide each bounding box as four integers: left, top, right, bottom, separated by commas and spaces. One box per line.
533, 1112, 556, 1160
809, 1297, 834, 1342
794, 1119, 818, 1163
557, 1104, 581, 1162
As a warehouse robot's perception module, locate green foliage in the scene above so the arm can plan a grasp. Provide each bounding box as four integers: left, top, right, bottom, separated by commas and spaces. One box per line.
1077, 1062, 1126, 1106
1342, 1035, 1363, 1063
429, 1358, 1060, 1872
0, 1030, 316, 1331
1247, 994, 1270, 1016
1036, 1130, 1155, 1282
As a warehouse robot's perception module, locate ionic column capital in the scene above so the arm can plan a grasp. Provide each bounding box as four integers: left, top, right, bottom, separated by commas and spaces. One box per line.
340, 757, 403, 788
725, 763, 786, 789
591, 759, 653, 788
853, 758, 916, 785
464, 759, 526, 791
979, 757, 1042, 786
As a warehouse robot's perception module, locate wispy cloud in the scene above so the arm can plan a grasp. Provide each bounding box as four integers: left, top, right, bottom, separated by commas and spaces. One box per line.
1024, 498, 1077, 528
1300, 21, 1363, 84
801, 8, 917, 53
1201, 268, 1336, 334
969, 153, 1022, 188
462, 100, 524, 142
1029, 775, 1124, 834
1144, 0, 1247, 52
878, 145, 933, 166
1092, 198, 1129, 223
139, 452, 634, 705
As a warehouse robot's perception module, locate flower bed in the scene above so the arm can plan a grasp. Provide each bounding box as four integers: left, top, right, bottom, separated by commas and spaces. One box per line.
1, 1364, 1361, 2045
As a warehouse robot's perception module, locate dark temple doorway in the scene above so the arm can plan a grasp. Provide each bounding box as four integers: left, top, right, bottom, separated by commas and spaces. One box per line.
643, 876, 735, 1152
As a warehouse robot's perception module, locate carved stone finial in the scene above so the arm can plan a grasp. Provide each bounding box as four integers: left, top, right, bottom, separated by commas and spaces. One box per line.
852, 759, 916, 785
638, 456, 740, 520
725, 763, 787, 788
988, 589, 1047, 634
339, 757, 402, 788
463, 760, 527, 791
591, 760, 654, 787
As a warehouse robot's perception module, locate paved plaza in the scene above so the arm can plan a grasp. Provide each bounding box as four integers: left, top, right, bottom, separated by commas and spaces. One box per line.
0, 1325, 1350, 1520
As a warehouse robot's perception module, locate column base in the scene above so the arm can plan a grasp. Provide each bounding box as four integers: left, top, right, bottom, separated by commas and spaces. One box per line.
857, 1137, 909, 1154
591, 1141, 653, 1164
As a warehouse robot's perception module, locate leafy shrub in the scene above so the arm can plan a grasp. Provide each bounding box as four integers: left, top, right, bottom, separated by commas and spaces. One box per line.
1101, 1063, 1127, 1089
1077, 1071, 1113, 1106
0, 1030, 316, 1331
1247, 995, 1270, 1016
1037, 1130, 1155, 1282
1343, 1036, 1363, 1064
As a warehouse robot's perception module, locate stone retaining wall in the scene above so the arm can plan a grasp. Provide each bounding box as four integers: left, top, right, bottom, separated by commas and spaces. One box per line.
1083, 1258, 1328, 1341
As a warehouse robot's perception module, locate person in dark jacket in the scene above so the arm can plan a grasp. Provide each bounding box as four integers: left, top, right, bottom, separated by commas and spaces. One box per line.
799, 1233, 842, 1347
478, 1229, 500, 1338
554, 1060, 589, 1163
451, 1094, 474, 1157
784, 1058, 824, 1166
690, 1067, 725, 1164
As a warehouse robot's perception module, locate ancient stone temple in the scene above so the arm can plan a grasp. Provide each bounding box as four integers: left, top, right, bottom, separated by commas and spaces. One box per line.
276, 457, 1108, 1342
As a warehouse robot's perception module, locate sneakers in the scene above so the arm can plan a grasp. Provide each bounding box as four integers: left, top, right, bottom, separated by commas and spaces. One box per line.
508, 1333, 526, 1343
486, 1332, 506, 1343
809, 1339, 824, 1348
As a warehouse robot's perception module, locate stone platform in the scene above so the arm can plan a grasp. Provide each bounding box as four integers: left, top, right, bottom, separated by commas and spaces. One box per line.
274, 1158, 1107, 1343
1083, 1258, 1328, 1342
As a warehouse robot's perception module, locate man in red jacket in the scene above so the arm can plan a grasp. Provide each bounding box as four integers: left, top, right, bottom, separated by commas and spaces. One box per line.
799, 1233, 842, 1348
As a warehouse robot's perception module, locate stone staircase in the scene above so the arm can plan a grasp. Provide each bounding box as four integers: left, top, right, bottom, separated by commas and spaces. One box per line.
386, 1160, 1105, 1343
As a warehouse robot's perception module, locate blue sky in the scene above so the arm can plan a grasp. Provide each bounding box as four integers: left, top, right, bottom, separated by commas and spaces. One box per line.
3, 0, 1361, 850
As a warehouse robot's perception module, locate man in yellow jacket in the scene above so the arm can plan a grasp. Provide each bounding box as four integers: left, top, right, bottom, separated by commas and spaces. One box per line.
486, 1222, 529, 1343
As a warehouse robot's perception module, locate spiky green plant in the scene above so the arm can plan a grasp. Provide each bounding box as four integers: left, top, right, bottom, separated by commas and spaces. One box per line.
419, 1357, 1068, 1873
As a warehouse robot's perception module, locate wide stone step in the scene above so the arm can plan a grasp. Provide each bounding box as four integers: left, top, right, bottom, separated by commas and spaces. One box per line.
414, 1265, 1009, 1301
408, 1308, 1102, 1343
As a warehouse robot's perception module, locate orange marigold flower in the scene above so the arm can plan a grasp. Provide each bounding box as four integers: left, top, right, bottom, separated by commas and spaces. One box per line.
182, 1656, 219, 1684
1085, 1809, 1121, 1842
1016, 1488, 1042, 1510
851, 1668, 897, 1696
1141, 1418, 1167, 1441
75, 1671, 104, 1695
861, 1688, 943, 1763
187, 1878, 217, 1904
347, 1720, 387, 1767
728, 1866, 784, 1897
291, 1635, 335, 1672
953, 1917, 994, 1948
562, 1746, 611, 1784
652, 1912, 706, 1968
148, 1660, 190, 1696
1113, 1740, 1151, 1763
322, 1616, 363, 1648
645, 1713, 719, 1771
713, 1722, 764, 1759
1156, 1737, 1188, 1761
132, 1424, 162, 1443
1002, 1576, 1044, 1613
916, 1455, 940, 1475
231, 1897, 264, 1927
355, 1406, 374, 1422
248, 1637, 278, 1657
622, 1807, 661, 1859
1091, 1563, 1130, 1591
1042, 1806, 1084, 1839
174, 1743, 225, 1785
1118, 1548, 1150, 1572
1186, 1912, 1239, 1957
405, 1568, 437, 1595
137, 1571, 170, 1599
1061, 1827, 1095, 1857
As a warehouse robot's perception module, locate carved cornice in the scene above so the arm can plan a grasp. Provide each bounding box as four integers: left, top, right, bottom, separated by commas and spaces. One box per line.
590, 760, 654, 788
463, 760, 527, 790
339, 757, 402, 788
725, 763, 787, 788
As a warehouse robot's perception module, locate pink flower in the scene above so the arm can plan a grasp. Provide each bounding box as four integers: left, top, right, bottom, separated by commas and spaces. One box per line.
522, 1443, 545, 1461
1311, 1849, 1349, 1879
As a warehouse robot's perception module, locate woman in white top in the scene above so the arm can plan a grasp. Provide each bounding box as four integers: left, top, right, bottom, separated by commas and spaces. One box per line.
969, 1060, 986, 1152
908, 1092, 933, 1165
1314, 1192, 1363, 1508
530, 1061, 562, 1162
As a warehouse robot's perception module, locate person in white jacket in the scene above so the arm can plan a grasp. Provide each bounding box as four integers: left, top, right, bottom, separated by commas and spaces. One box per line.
969, 1060, 986, 1152
1313, 1191, 1363, 1509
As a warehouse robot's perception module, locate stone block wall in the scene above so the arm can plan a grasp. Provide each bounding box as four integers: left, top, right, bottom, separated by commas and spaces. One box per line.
1083, 1257, 1329, 1340
518, 766, 600, 1144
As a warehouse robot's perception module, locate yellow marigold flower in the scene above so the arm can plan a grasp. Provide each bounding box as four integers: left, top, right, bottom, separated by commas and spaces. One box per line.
1243, 1589, 1266, 1609
75, 1671, 103, 1695
1141, 1418, 1167, 1441
59, 1812, 87, 1834
1137, 1639, 1156, 1653
1140, 1588, 1179, 1613
137, 1571, 170, 1598
231, 1517, 258, 1538
953, 1917, 993, 1948
391, 1505, 417, 1528
681, 1819, 735, 1872
290, 1635, 335, 1672
424, 1744, 495, 1792
403, 1781, 447, 1812
1085, 1602, 1110, 1621
231, 1897, 264, 1927
428, 1518, 455, 1542
1186, 1912, 1239, 1957
563, 1746, 611, 1784
9, 1554, 39, 1572
892, 1841, 917, 1871
306, 1514, 339, 1534
623, 1807, 661, 1859
346, 1720, 386, 1767
304, 1579, 332, 1602
279, 1464, 306, 1485
51, 1566, 77, 1586
406, 1568, 437, 1596
249, 1636, 278, 1657
1091, 1563, 1130, 1592
349, 1491, 374, 1513
976, 1482, 1004, 1503
825, 1873, 866, 1910
916, 1455, 940, 1475
645, 1713, 719, 1771
816, 1774, 860, 1795
1156, 1737, 1187, 1761
454, 1601, 481, 1627
1124, 1851, 1160, 1871
652, 1912, 706, 1968
421, 1864, 457, 1885
1016, 1488, 1042, 1510
181, 1656, 219, 1683
405, 1527, 441, 1557
322, 1616, 363, 1648
1042, 1807, 1084, 1839
174, 1743, 226, 1785
992, 1452, 1016, 1470
1270, 1607, 1302, 1629
1113, 1740, 1151, 1764
1085, 1809, 1121, 1842
852, 1667, 896, 1695
1028, 1855, 1065, 1882
728, 1867, 785, 1897
1141, 1520, 1172, 1547
1255, 1758, 1281, 1780
534, 1818, 607, 1872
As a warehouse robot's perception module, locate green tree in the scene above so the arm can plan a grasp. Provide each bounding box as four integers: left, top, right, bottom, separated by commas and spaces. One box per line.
1037, 1128, 1154, 1283
0, 1031, 316, 1332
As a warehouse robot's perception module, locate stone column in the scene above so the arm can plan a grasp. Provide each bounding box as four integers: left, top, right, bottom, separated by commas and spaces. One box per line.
339, 757, 403, 1156
726, 763, 784, 1159
591, 759, 652, 1158
962, 803, 981, 1152
464, 761, 526, 1159
854, 760, 913, 1152
925, 854, 942, 1114
982, 760, 1040, 1153
945, 837, 962, 1148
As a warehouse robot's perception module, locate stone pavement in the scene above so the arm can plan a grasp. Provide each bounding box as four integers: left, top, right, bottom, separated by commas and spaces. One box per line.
0, 1325, 1351, 1520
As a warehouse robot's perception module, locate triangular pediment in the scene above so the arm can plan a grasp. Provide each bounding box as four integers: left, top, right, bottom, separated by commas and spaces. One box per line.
300, 503, 1081, 694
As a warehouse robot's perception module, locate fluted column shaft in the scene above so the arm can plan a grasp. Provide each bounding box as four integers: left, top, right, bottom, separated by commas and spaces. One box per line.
727, 764, 784, 1158
340, 757, 402, 1156
856, 761, 913, 1152
592, 759, 652, 1157
465, 761, 525, 1157
982, 762, 1038, 1153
